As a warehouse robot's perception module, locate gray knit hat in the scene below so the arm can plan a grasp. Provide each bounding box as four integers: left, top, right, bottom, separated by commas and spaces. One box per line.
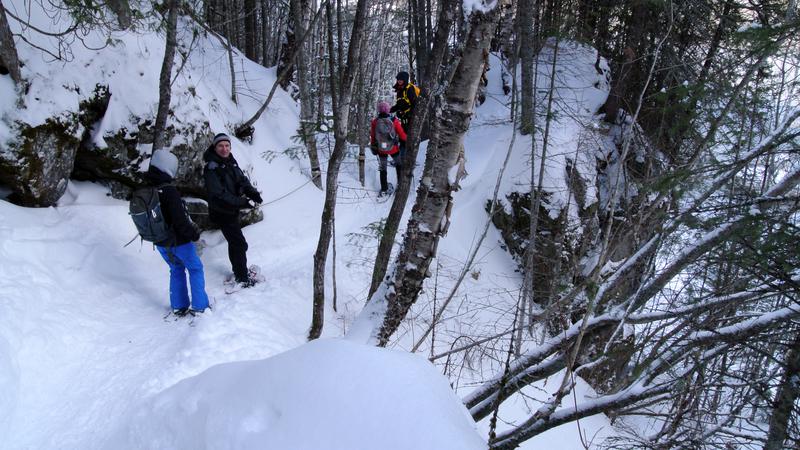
150, 149, 178, 178
213, 133, 231, 147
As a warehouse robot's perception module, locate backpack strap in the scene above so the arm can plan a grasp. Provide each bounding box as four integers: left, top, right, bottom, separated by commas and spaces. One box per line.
398, 84, 418, 116
123, 233, 140, 248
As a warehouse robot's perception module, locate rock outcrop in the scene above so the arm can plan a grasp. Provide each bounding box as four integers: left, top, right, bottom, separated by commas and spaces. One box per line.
492, 118, 666, 394
1, 83, 261, 229
0, 117, 82, 206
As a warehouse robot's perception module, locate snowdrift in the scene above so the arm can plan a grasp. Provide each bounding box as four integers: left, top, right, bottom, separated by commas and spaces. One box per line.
113, 339, 486, 450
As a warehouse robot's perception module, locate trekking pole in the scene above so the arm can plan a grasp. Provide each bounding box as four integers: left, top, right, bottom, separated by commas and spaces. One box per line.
123, 233, 140, 248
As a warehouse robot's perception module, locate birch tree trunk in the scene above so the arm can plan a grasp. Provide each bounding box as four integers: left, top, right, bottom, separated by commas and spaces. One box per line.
0, 0, 21, 85
371, 0, 507, 346
308, 0, 369, 340
151, 0, 179, 153
367, 0, 458, 299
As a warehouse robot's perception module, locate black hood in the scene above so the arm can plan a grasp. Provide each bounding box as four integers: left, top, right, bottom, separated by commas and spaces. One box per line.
204, 146, 239, 165
145, 165, 173, 185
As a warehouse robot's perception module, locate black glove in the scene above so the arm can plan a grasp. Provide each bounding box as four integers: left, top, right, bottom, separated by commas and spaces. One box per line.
370, 144, 378, 156
248, 190, 263, 204
240, 197, 259, 209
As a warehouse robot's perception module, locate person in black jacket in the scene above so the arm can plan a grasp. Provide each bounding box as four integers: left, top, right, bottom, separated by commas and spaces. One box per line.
389, 71, 418, 129
148, 149, 209, 314
203, 133, 263, 287
389, 71, 419, 170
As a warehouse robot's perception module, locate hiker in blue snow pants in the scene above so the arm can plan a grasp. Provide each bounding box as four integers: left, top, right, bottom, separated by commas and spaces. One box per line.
148, 150, 210, 313
157, 243, 209, 311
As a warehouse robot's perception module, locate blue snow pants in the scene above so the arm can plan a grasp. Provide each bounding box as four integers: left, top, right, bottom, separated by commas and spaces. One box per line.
157, 242, 210, 311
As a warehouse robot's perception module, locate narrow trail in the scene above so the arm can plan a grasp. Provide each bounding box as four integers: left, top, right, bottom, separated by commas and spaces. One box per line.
2, 42, 616, 449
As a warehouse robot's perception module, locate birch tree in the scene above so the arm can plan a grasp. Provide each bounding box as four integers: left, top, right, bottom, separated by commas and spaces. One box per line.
352, 0, 509, 346
367, 0, 458, 298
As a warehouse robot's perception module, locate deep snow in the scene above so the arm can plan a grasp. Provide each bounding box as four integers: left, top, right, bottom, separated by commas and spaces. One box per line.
112, 339, 486, 450
1, 2, 619, 448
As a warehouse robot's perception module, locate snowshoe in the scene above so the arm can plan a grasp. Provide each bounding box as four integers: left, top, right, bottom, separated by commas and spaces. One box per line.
224, 278, 255, 295
224, 265, 264, 284
224, 265, 265, 294
163, 307, 195, 325
376, 183, 394, 201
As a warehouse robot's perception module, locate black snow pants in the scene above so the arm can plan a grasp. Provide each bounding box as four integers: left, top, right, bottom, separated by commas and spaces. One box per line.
210, 211, 249, 282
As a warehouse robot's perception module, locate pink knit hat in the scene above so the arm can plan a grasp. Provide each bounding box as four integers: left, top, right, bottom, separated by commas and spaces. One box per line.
377, 101, 391, 114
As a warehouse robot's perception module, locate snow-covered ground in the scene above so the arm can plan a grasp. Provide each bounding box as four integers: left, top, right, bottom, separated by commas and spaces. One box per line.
1, 3, 619, 448
110, 339, 486, 450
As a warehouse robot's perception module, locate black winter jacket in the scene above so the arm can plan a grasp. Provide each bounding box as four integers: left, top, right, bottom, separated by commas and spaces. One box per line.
203, 146, 257, 216
390, 82, 418, 123
145, 166, 200, 247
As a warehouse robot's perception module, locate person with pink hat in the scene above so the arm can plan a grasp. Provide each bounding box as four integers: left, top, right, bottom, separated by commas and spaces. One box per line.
370, 101, 407, 196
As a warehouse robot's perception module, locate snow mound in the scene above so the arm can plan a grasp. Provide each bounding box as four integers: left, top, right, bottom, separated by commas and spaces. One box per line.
113, 339, 486, 450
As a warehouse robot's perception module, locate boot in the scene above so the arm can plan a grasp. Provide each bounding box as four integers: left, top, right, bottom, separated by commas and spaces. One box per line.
379, 170, 389, 193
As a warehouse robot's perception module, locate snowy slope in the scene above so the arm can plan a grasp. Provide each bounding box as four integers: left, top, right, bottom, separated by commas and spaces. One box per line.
463, 43, 615, 450
341, 41, 616, 448
1, 2, 618, 448
0, 2, 486, 449
378, 41, 615, 449
0, 1, 297, 155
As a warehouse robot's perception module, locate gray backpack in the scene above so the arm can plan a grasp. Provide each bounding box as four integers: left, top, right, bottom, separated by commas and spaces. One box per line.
375, 117, 398, 153
128, 185, 172, 244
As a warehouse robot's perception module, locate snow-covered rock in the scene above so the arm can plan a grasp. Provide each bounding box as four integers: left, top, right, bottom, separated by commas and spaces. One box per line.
0, 117, 82, 206
1, 2, 296, 207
